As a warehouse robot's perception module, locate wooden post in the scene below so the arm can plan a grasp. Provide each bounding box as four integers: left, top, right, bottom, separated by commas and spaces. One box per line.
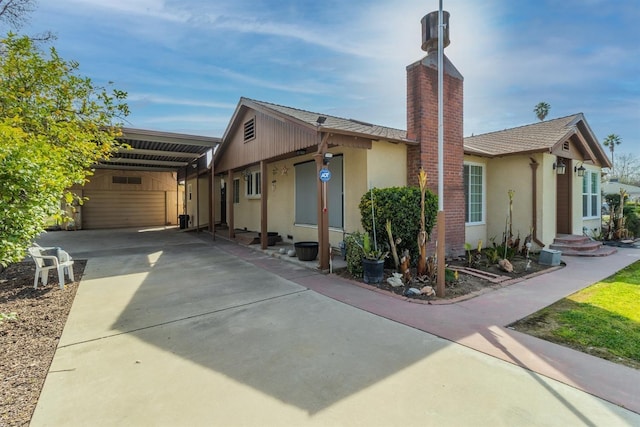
227, 170, 235, 239
210, 166, 215, 240
260, 160, 268, 249
314, 153, 329, 271
195, 167, 200, 232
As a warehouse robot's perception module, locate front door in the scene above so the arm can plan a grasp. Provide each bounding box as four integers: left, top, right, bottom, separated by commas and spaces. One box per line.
556, 158, 572, 234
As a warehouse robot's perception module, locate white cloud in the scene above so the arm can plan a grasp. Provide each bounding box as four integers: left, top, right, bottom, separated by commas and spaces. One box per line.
127, 94, 236, 109
58, 0, 190, 22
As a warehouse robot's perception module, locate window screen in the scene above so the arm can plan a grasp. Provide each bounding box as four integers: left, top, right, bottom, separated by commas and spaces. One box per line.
295, 156, 343, 228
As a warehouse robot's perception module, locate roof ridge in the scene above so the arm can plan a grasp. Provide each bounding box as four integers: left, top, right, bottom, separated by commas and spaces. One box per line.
244, 97, 406, 132
465, 113, 582, 139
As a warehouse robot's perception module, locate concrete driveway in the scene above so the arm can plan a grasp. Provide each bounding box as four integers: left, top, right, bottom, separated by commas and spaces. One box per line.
31, 228, 639, 426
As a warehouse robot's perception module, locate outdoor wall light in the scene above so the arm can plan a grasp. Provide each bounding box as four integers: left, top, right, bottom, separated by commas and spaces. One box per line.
191, 163, 198, 169
323, 152, 333, 165
574, 162, 586, 177
295, 149, 306, 156
553, 159, 566, 175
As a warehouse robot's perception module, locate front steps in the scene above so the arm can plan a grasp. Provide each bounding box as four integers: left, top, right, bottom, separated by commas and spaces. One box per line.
549, 234, 617, 257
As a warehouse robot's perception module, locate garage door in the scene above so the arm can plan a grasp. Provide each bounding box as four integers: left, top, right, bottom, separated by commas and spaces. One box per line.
82, 191, 166, 229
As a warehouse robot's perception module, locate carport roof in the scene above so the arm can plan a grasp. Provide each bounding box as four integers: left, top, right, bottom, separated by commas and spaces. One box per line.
95, 127, 220, 172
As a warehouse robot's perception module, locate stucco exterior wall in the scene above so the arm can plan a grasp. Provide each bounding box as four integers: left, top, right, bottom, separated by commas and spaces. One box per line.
343, 147, 368, 236
484, 156, 534, 248
539, 153, 558, 246
366, 140, 407, 189
197, 174, 209, 227
225, 141, 407, 248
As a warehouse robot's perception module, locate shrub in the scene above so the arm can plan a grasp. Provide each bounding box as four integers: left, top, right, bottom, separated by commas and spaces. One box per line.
345, 231, 364, 278
359, 186, 437, 265
624, 205, 640, 238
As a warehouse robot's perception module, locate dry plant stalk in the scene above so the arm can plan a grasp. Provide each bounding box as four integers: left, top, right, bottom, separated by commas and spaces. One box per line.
417, 168, 428, 277
386, 220, 400, 270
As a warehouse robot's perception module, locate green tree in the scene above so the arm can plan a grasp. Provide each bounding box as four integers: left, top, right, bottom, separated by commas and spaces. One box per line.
533, 102, 550, 121
603, 134, 622, 176
0, 34, 129, 267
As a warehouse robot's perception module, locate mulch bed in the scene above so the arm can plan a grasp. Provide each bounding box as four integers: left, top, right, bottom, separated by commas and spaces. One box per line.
337, 254, 558, 303
0, 260, 86, 426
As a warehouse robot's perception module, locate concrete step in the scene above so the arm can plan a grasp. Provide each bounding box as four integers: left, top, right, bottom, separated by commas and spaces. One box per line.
554, 246, 618, 257
549, 240, 603, 252
549, 234, 617, 257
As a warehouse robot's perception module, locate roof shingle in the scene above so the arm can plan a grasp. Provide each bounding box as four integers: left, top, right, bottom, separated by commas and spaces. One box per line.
245, 98, 411, 144
464, 114, 582, 156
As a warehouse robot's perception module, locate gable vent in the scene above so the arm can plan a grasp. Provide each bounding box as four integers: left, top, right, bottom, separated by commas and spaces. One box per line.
244, 118, 256, 142
112, 176, 142, 185
563, 141, 570, 151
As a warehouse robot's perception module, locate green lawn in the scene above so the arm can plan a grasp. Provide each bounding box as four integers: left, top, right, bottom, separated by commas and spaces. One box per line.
511, 260, 640, 369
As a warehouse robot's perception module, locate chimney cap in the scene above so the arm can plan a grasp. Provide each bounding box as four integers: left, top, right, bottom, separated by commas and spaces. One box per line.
421, 10, 450, 53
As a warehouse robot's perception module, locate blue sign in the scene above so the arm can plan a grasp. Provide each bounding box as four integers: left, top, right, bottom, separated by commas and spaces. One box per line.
319, 168, 331, 182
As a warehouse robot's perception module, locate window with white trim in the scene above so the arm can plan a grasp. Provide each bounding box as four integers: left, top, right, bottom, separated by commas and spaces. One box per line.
246, 171, 261, 197
582, 170, 599, 218
464, 163, 484, 224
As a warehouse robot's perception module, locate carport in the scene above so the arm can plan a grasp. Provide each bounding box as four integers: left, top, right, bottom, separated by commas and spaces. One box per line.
72, 128, 219, 230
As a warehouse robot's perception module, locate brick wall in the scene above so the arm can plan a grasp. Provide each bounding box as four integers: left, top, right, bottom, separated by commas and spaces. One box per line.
406, 54, 465, 256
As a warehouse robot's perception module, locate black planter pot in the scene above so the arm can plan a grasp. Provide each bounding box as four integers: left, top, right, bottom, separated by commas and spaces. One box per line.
362, 258, 385, 284
294, 241, 319, 261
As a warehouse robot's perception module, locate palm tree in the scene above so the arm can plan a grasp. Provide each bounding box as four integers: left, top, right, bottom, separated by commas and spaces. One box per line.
603, 134, 622, 175
533, 102, 550, 121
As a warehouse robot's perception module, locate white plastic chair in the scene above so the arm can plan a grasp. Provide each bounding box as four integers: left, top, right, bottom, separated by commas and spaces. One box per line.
28, 246, 75, 290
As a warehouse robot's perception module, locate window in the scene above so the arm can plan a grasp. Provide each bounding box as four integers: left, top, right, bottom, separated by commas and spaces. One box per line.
463, 163, 484, 224
233, 179, 240, 204
582, 170, 599, 218
295, 156, 344, 228
112, 176, 142, 184
243, 118, 255, 142
246, 171, 261, 197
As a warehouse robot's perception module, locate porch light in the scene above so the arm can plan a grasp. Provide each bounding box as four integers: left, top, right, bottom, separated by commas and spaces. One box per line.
553, 159, 566, 175
323, 152, 333, 165
574, 162, 586, 177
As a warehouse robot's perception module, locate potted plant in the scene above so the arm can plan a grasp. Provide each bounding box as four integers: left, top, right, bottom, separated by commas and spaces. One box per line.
361, 233, 388, 284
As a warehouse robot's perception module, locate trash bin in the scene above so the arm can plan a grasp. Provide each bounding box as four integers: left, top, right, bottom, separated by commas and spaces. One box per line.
178, 214, 189, 229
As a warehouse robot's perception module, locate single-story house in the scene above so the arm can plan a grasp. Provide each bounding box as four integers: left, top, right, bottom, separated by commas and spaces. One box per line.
602, 179, 640, 204
207, 36, 612, 268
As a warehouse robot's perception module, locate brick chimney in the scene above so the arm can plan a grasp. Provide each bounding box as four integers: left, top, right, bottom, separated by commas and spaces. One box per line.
406, 11, 465, 256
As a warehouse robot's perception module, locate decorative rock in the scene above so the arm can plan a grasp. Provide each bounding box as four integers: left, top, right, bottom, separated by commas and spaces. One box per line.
386, 272, 404, 288
278, 247, 287, 254
498, 258, 514, 273
420, 286, 435, 296
287, 249, 296, 257
403, 287, 421, 297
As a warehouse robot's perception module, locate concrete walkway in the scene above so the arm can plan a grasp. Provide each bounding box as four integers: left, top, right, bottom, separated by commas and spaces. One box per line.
31, 228, 640, 426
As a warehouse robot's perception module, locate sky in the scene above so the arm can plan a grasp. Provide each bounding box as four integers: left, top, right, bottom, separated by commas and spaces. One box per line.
20, 0, 640, 156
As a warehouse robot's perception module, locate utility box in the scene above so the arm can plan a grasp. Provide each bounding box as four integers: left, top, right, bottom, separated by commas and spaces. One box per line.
539, 248, 562, 266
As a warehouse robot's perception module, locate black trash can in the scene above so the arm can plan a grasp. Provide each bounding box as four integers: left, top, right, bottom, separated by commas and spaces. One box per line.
178, 214, 189, 229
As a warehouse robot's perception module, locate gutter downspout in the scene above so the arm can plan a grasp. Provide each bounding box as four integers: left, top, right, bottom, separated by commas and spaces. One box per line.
530, 158, 545, 248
